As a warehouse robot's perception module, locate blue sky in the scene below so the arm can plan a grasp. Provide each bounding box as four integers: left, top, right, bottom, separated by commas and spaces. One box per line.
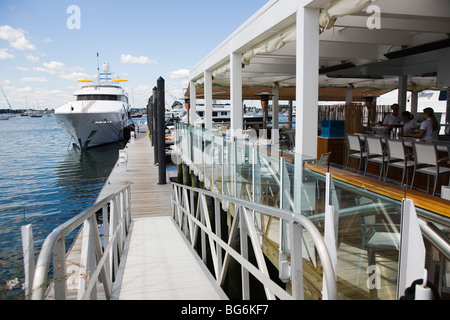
0, 0, 266, 109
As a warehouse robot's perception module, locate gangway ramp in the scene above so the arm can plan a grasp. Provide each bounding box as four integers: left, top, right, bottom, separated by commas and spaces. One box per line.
111, 216, 228, 300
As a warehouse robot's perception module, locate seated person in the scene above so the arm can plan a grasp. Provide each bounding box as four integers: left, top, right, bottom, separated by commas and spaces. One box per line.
405, 107, 439, 141
401, 111, 417, 135
383, 104, 401, 126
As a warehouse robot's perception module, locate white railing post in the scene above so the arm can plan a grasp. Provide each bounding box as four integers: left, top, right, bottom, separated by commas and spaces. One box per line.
221, 137, 225, 195
242, 207, 276, 300
21, 224, 35, 299
200, 194, 207, 264
290, 221, 304, 299
214, 198, 223, 278
239, 206, 250, 300
212, 134, 215, 191
126, 187, 131, 230
53, 236, 67, 300
78, 215, 97, 300
109, 198, 120, 282
102, 204, 111, 290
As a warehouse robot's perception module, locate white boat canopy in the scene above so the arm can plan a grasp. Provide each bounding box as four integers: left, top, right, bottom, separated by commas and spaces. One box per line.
185, 0, 450, 157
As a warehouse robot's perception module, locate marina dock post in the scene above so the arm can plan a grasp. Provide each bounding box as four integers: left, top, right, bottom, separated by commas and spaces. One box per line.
147, 95, 154, 147
152, 86, 158, 165
157, 77, 166, 185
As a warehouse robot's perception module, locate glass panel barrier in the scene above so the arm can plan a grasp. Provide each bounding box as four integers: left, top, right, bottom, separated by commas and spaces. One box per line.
174, 123, 450, 300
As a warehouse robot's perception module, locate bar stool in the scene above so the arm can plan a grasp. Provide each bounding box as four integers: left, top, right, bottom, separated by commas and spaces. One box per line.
411, 142, 450, 196
384, 139, 415, 186
364, 136, 388, 180
346, 134, 367, 173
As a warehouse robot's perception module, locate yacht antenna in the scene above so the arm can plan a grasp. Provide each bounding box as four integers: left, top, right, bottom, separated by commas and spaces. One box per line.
96, 52, 100, 84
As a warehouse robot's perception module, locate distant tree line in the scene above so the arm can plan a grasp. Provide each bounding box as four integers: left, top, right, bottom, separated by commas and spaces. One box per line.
0, 109, 55, 114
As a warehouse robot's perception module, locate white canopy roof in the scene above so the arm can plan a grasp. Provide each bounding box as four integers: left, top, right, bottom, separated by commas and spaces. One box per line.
187, 0, 450, 100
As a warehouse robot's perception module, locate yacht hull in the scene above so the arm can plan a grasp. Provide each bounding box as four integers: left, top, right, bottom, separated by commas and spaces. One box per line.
52, 112, 131, 149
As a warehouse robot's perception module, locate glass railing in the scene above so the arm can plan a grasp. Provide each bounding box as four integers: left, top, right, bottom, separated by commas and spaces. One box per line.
173, 122, 450, 300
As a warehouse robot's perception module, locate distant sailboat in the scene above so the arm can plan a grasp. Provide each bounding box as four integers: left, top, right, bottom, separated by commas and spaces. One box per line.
0, 86, 15, 120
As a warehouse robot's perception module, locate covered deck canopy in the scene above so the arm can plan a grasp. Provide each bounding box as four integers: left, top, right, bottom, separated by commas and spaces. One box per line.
185, 81, 394, 102
185, 0, 450, 157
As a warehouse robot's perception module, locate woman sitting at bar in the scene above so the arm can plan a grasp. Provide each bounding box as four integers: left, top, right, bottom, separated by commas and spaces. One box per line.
401, 111, 417, 135
406, 107, 439, 141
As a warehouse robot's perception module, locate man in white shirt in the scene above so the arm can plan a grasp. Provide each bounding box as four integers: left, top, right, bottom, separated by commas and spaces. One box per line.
383, 104, 401, 126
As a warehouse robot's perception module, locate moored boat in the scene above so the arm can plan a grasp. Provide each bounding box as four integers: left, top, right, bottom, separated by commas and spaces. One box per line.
53, 64, 134, 150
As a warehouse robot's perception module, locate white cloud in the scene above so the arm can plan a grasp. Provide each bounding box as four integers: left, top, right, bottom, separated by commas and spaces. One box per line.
33, 66, 50, 73
0, 25, 36, 51
20, 77, 49, 83
0, 48, 14, 60
25, 53, 39, 62
59, 72, 90, 81
43, 61, 65, 70
121, 54, 158, 65
42, 38, 52, 44
16, 86, 33, 93
17, 66, 30, 71
11, 37, 36, 51
1, 84, 74, 109
168, 69, 190, 79
30, 61, 87, 82
32, 61, 65, 75
166, 79, 189, 103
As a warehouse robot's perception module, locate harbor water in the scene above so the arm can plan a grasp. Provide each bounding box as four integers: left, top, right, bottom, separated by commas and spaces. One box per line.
0, 115, 124, 299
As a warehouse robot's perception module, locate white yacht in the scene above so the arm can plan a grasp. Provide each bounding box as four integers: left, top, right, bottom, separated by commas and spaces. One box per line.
53, 64, 134, 149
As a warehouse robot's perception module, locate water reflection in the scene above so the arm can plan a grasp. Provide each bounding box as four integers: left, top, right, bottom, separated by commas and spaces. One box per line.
0, 117, 120, 299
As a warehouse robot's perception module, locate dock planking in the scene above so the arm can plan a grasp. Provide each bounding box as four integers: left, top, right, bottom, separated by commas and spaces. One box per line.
95, 128, 173, 220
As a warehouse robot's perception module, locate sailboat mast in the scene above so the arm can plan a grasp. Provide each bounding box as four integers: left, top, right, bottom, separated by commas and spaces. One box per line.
0, 86, 13, 110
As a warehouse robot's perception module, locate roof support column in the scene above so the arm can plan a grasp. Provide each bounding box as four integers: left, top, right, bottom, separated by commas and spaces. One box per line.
230, 52, 243, 136
204, 70, 213, 129
398, 75, 408, 114
189, 80, 197, 125
272, 82, 280, 146
411, 90, 418, 120
346, 85, 353, 105
295, 5, 319, 158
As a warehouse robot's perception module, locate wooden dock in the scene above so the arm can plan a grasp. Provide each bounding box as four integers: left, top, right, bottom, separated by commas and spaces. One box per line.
52, 127, 227, 300
95, 128, 172, 220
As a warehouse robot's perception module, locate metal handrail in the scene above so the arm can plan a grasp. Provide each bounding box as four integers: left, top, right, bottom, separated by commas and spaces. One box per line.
419, 220, 450, 261
31, 186, 131, 300
170, 181, 338, 300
